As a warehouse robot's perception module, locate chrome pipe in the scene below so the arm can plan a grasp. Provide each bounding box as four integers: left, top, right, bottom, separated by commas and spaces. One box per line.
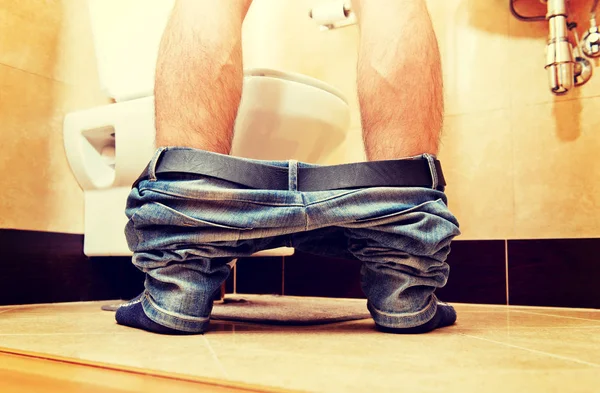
544, 0, 574, 95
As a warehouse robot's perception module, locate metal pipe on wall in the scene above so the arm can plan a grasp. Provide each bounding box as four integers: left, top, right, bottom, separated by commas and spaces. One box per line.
543, 0, 575, 95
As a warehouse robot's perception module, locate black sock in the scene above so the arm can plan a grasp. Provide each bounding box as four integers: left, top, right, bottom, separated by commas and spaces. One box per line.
376, 303, 457, 334
115, 296, 201, 335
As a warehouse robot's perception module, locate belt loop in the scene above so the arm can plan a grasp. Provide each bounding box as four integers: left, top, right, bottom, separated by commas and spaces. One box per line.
423, 154, 439, 190
288, 160, 299, 191
148, 147, 168, 182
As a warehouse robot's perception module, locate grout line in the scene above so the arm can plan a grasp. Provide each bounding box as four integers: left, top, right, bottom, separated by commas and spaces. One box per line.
510, 309, 600, 323
459, 333, 600, 368
513, 93, 600, 108
0, 347, 286, 393
496, 303, 600, 312
0, 308, 16, 315
454, 326, 600, 332
505, 239, 510, 305
233, 264, 237, 294
201, 336, 230, 379
281, 256, 285, 296
453, 302, 600, 313
0, 332, 135, 337
0, 62, 59, 83
0, 300, 121, 308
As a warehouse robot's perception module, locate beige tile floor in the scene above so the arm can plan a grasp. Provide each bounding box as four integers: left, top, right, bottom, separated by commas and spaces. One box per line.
1, 298, 599, 393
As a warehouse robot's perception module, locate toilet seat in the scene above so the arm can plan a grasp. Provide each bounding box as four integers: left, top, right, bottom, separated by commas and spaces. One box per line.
244, 68, 348, 104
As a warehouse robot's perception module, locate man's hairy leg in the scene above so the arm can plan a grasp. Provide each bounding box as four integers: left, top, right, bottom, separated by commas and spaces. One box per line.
154, 0, 253, 153
116, 0, 254, 335
351, 0, 457, 334
353, 0, 443, 160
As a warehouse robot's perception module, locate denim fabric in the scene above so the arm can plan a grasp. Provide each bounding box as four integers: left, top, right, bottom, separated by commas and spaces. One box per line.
125, 147, 461, 332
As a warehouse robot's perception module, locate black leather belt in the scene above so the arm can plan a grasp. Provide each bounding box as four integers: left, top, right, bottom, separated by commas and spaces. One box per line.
134, 149, 445, 191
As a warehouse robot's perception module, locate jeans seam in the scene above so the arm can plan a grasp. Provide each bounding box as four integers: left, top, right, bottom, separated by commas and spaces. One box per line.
143, 292, 209, 322
368, 295, 439, 328
136, 188, 307, 207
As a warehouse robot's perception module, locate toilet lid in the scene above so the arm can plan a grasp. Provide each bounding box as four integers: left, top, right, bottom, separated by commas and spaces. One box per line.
244, 68, 348, 104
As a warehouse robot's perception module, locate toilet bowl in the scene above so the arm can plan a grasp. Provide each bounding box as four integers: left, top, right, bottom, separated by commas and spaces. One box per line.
64, 68, 350, 192
63, 1, 352, 256
232, 68, 349, 162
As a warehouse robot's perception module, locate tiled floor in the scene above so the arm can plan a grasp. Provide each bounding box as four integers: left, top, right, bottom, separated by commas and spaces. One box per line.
1, 298, 599, 393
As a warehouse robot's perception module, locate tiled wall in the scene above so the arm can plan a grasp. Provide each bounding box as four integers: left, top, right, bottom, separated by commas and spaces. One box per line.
436, 0, 600, 240
0, 0, 110, 233
1, 0, 599, 241
3, 229, 599, 309
227, 239, 600, 309
245, 0, 600, 240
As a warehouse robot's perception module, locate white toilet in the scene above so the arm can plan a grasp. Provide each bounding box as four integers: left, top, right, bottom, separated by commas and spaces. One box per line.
64, 0, 354, 257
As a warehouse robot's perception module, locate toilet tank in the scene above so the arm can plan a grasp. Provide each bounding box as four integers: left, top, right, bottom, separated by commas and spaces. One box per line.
86, 0, 359, 102
87, 0, 174, 101
84, 0, 353, 164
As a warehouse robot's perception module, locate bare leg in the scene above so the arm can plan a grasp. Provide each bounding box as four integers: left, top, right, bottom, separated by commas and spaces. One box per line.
155, 0, 253, 153
353, 0, 443, 160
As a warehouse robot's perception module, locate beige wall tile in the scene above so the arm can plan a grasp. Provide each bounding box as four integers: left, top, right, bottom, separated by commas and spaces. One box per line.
427, 0, 511, 116
439, 109, 514, 239
0, 0, 61, 80
0, 65, 88, 233
511, 98, 600, 239
0, 0, 103, 89
0, 0, 109, 233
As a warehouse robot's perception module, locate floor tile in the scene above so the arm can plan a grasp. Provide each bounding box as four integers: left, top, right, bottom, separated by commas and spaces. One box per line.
452, 304, 600, 331
2, 300, 600, 393
0, 333, 229, 380
462, 327, 600, 367
203, 322, 593, 393
518, 308, 600, 322
0, 302, 122, 335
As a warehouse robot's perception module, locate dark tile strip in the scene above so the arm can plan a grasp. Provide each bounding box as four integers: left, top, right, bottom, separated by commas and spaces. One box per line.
508, 238, 600, 309
437, 240, 507, 305
3, 229, 599, 309
235, 256, 283, 295
0, 229, 140, 305
284, 251, 364, 298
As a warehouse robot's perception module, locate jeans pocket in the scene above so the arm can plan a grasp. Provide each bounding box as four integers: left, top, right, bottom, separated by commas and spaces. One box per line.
131, 202, 254, 231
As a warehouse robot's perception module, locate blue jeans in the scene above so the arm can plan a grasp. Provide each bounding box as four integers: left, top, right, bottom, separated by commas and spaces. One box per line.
125, 147, 461, 332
